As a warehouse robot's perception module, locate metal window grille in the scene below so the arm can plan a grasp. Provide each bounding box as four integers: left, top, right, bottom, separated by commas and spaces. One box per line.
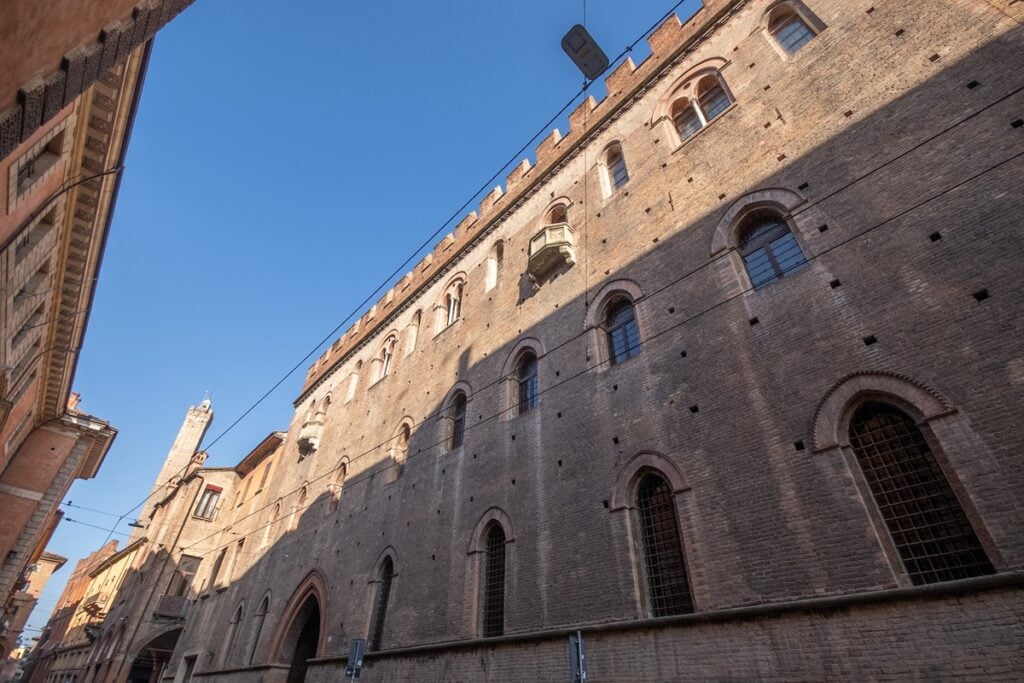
673, 100, 703, 140
608, 149, 629, 189
739, 215, 806, 288
517, 354, 538, 414
697, 77, 732, 121
773, 14, 815, 54
482, 524, 506, 637
636, 473, 694, 616
849, 402, 994, 585
450, 394, 467, 449
605, 300, 641, 365
369, 557, 394, 651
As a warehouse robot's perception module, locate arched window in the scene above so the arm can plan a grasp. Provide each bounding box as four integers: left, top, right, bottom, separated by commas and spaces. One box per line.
329, 462, 347, 512
604, 298, 641, 365
696, 74, 732, 121
225, 603, 245, 664
485, 242, 504, 292
449, 392, 467, 450
604, 144, 629, 192
397, 423, 411, 459
290, 487, 307, 531
768, 4, 817, 54
516, 352, 538, 415
636, 472, 694, 616
848, 402, 994, 585
249, 596, 270, 664
266, 502, 282, 546
547, 203, 568, 225
481, 523, 507, 637
368, 557, 394, 651
671, 98, 702, 141
405, 310, 421, 356
737, 209, 807, 288
345, 361, 362, 402
378, 336, 396, 380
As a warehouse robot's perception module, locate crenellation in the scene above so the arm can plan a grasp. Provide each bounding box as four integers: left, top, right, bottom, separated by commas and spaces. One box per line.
605, 58, 637, 98
568, 94, 598, 133
534, 127, 564, 168
504, 160, 532, 192
477, 186, 505, 218
648, 12, 684, 55
454, 210, 479, 238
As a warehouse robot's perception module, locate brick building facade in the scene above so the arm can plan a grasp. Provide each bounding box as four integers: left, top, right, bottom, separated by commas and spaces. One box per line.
77, 0, 1024, 680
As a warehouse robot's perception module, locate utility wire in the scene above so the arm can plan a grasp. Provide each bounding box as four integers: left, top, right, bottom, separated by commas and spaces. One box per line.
93, 0, 704, 539
181, 144, 1024, 557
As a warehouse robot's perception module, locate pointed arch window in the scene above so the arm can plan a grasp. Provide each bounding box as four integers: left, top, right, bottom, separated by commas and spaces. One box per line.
737, 209, 806, 288
485, 242, 504, 292
379, 336, 396, 379
768, 4, 818, 54
516, 352, 538, 415
636, 472, 694, 616
329, 462, 347, 512
225, 603, 245, 664
447, 286, 463, 326
604, 144, 629, 191
481, 523, 507, 637
249, 596, 270, 664
405, 310, 422, 356
368, 557, 394, 651
672, 98, 703, 141
449, 392, 467, 450
696, 74, 732, 121
604, 298, 641, 365
664, 70, 734, 144
547, 203, 569, 225
848, 402, 994, 585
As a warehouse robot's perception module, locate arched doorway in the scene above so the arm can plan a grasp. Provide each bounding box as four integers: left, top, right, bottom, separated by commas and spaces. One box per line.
278, 594, 321, 683
127, 627, 181, 683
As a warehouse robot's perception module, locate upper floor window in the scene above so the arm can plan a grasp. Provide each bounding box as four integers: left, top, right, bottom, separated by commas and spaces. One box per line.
378, 336, 397, 380
481, 523, 507, 637
602, 144, 629, 194
446, 287, 462, 326
257, 462, 272, 493
449, 392, 467, 450
848, 402, 994, 585
368, 556, 394, 651
516, 352, 538, 415
437, 276, 467, 332
636, 471, 694, 616
766, 2, 822, 56
662, 68, 735, 145
737, 210, 807, 288
547, 204, 568, 225
604, 298, 641, 365
405, 310, 422, 356
194, 486, 222, 520
345, 361, 362, 403
485, 242, 504, 292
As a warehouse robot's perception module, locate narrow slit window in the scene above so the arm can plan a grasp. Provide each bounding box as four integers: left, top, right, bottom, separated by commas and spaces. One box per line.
517, 352, 539, 415
636, 472, 694, 616
368, 557, 394, 651
481, 524, 506, 637
450, 392, 467, 449
848, 402, 994, 585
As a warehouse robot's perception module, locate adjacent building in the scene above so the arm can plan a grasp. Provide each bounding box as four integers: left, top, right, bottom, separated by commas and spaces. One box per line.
1, 0, 201, 663
75, 0, 1024, 680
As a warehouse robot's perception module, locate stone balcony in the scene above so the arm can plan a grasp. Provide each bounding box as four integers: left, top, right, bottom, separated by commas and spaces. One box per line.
81, 591, 109, 615
527, 222, 576, 282
153, 595, 190, 620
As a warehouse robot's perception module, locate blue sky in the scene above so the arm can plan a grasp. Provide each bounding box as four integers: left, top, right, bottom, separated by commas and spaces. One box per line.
26, 0, 702, 639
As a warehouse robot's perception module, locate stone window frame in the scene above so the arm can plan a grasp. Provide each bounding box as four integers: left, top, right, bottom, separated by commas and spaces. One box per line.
586, 279, 648, 372
328, 458, 349, 512
762, 0, 827, 60
370, 332, 399, 385
439, 382, 472, 452
466, 507, 515, 638
608, 451, 703, 618
651, 58, 737, 151
710, 187, 820, 295
7, 113, 76, 211
598, 141, 629, 198
434, 272, 468, 336
499, 338, 545, 421
809, 371, 1004, 587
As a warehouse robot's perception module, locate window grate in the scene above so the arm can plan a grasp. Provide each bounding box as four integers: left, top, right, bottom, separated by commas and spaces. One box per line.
849, 402, 994, 585
636, 473, 694, 616
368, 557, 394, 651
606, 300, 641, 365
482, 524, 506, 637
450, 394, 467, 449
517, 354, 539, 414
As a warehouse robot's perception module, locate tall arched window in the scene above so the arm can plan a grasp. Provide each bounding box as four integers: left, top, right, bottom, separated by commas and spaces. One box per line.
485, 242, 504, 292
329, 462, 347, 512
516, 352, 538, 415
737, 209, 806, 288
768, 4, 817, 54
449, 392, 467, 450
405, 310, 421, 356
265, 502, 282, 546
345, 361, 362, 403
604, 298, 641, 365
379, 336, 396, 380
290, 487, 307, 531
225, 603, 245, 664
547, 203, 568, 225
636, 472, 694, 616
848, 402, 994, 585
446, 285, 463, 326
604, 144, 629, 192
481, 523, 507, 637
368, 557, 394, 651
249, 596, 270, 664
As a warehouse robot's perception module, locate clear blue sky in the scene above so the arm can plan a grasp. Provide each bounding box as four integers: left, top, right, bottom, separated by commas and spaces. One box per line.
26, 0, 702, 639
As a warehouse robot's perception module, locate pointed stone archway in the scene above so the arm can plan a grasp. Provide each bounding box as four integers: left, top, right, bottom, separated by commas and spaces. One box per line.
269, 571, 328, 683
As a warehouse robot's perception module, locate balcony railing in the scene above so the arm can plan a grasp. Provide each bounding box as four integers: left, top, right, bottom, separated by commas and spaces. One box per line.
153, 595, 190, 620
527, 222, 576, 282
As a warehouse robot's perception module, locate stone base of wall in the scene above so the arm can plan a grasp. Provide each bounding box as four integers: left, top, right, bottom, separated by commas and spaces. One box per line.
299, 575, 1021, 683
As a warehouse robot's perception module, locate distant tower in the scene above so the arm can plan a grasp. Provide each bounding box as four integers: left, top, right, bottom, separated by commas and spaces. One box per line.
134, 399, 213, 534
